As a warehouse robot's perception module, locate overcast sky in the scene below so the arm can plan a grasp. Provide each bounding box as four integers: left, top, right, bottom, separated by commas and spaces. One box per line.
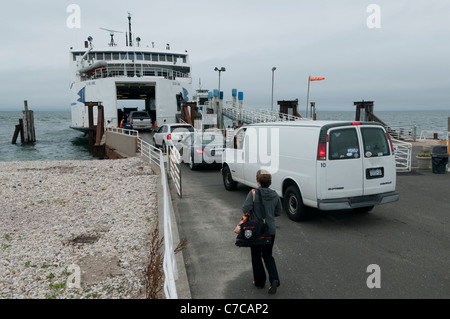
0, 0, 449, 112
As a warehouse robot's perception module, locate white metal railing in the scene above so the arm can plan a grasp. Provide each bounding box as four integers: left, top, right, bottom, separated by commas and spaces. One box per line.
222, 105, 303, 124
137, 138, 161, 168
107, 127, 140, 137
82, 64, 190, 82
168, 145, 182, 198
387, 126, 417, 142
160, 150, 179, 299
418, 130, 449, 141
392, 138, 412, 172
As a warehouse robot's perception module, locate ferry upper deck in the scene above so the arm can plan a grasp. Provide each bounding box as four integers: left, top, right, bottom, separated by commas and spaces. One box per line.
69, 46, 191, 83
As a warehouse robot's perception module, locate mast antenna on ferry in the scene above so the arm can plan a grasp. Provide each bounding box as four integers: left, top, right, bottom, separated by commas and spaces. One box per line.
99, 28, 124, 47
128, 12, 133, 47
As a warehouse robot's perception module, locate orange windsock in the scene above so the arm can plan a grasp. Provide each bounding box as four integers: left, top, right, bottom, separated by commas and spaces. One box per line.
309, 77, 325, 81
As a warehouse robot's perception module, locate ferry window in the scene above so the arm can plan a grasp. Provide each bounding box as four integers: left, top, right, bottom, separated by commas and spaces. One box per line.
166, 55, 173, 62
182, 56, 187, 63
72, 53, 78, 61
144, 53, 151, 61
96, 53, 104, 60
104, 53, 112, 61
152, 54, 158, 62
120, 52, 128, 60
112, 53, 120, 60
361, 128, 390, 157
89, 53, 95, 60
329, 128, 360, 160
159, 54, 166, 62
128, 52, 135, 60
136, 53, 143, 61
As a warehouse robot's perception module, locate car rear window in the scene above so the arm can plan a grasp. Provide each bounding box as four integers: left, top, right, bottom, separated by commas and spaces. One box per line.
131, 112, 150, 119
329, 128, 360, 160
361, 127, 390, 157
171, 125, 194, 133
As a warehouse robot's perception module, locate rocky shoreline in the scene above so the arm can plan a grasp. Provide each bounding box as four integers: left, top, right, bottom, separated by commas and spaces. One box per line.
0, 157, 158, 299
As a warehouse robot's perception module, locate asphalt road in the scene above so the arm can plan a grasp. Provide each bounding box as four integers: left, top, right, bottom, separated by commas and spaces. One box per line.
170, 162, 450, 299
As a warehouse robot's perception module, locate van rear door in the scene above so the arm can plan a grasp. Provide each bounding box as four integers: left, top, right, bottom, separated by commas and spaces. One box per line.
321, 125, 363, 199
359, 126, 396, 195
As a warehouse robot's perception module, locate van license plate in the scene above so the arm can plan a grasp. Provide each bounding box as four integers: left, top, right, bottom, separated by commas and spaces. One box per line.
366, 167, 384, 179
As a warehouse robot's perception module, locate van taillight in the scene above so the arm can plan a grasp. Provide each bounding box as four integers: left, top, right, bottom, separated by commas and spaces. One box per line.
130, 119, 133, 125
317, 142, 327, 160
385, 132, 394, 152
167, 134, 172, 140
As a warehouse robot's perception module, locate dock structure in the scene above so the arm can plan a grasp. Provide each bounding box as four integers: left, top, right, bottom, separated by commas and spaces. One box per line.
11, 100, 36, 144
86, 101, 106, 158
222, 99, 303, 126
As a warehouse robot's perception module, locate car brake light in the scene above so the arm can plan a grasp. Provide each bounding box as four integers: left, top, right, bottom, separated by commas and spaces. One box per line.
317, 142, 327, 160
352, 122, 361, 125
130, 119, 133, 125
385, 132, 394, 152
195, 148, 205, 155
167, 134, 172, 140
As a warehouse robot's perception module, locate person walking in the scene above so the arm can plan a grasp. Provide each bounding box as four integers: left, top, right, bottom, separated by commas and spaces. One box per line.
242, 169, 282, 294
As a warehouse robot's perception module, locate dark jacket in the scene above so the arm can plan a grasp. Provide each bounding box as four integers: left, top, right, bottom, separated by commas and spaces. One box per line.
242, 187, 282, 235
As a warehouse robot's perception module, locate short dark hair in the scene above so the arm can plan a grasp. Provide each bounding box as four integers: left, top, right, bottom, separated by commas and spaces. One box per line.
256, 169, 272, 188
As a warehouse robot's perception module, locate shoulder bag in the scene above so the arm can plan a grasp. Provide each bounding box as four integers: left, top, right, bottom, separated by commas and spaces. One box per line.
235, 189, 272, 247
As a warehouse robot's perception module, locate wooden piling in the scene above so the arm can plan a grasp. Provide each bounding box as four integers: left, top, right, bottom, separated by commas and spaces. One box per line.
12, 101, 36, 144
22, 101, 36, 143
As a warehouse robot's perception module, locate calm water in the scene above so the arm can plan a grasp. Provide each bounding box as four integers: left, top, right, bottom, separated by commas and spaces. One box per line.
0, 111, 94, 162
1, 110, 449, 162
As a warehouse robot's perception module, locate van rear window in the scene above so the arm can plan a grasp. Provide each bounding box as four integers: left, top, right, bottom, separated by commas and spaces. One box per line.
361, 128, 390, 157
329, 128, 360, 160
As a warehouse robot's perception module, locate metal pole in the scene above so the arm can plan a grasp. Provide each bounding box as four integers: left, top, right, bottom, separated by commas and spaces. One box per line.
306, 76, 311, 118
215, 67, 226, 129
271, 67, 276, 112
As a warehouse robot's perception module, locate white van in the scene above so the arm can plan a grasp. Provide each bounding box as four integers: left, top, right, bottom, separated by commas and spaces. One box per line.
221, 121, 399, 221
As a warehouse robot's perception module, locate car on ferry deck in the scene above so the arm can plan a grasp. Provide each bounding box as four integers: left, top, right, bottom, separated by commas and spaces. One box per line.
127, 111, 152, 131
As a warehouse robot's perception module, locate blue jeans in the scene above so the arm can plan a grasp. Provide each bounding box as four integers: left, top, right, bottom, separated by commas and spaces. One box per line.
250, 235, 280, 288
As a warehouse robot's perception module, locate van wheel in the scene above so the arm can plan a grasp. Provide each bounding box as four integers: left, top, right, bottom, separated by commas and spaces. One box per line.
354, 206, 374, 214
284, 185, 309, 221
222, 166, 237, 191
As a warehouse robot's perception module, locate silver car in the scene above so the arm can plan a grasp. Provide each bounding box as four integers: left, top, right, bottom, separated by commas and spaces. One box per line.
177, 131, 226, 170
153, 123, 194, 152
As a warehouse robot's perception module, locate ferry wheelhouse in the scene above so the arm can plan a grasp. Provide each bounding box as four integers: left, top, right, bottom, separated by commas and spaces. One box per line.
69, 18, 192, 133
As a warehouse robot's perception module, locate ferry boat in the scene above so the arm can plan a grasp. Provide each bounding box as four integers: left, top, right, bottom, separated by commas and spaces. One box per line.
69, 14, 193, 133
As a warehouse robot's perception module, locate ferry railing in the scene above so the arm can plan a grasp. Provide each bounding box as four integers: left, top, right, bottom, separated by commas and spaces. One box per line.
392, 138, 412, 172
86, 64, 189, 81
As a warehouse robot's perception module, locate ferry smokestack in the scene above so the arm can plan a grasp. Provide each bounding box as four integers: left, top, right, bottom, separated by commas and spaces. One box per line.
128, 13, 133, 47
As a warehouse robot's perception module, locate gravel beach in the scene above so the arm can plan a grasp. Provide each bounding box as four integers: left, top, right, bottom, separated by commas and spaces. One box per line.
0, 157, 159, 299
